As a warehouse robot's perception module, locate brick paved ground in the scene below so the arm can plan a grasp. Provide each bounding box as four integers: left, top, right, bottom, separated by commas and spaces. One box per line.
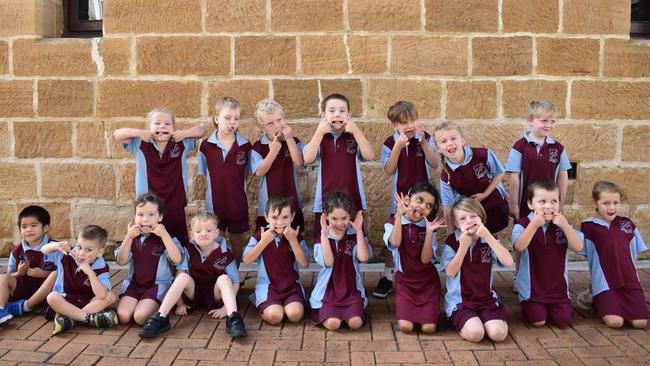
0, 269, 649, 365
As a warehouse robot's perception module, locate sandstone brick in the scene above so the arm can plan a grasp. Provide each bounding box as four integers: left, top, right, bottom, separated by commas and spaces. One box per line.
574, 168, 650, 206
553, 124, 617, 162
536, 38, 599, 76
103, 0, 201, 33
461, 123, 524, 162
13, 38, 96, 77
0, 80, 34, 117
0, 240, 14, 257
502, 0, 558, 33
367, 79, 441, 119
137, 37, 230, 76
571, 81, 650, 120
472, 37, 532, 76
0, 163, 36, 199
105, 120, 144, 159
446, 81, 497, 119
391, 36, 467, 76
17, 202, 71, 239
76, 122, 108, 158
272, 0, 342, 31
563, 0, 629, 35
236, 37, 296, 75
622, 125, 650, 162
37, 79, 94, 117
320, 79, 363, 117
208, 80, 269, 119
0, 40, 7, 74
119, 162, 136, 200
206, 0, 266, 32
272, 79, 319, 119
358, 121, 393, 158
0, 204, 15, 238
300, 35, 348, 75
604, 39, 650, 78
0, 122, 9, 157
425, 0, 498, 32
99, 38, 131, 76
42, 164, 116, 199
98, 80, 202, 118
14, 121, 72, 158
348, 36, 388, 75
0, 0, 59, 36
632, 206, 650, 244
72, 204, 133, 241
349, 0, 420, 31
502, 80, 567, 118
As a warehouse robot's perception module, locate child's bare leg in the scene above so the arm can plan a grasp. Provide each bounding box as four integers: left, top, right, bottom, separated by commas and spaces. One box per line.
261, 304, 284, 325
229, 232, 245, 264
159, 273, 193, 316
346, 316, 363, 329
0, 274, 17, 307
602, 315, 624, 329
214, 274, 238, 316
484, 319, 508, 342
631, 319, 648, 329
133, 299, 160, 325
26, 271, 57, 310
459, 317, 485, 343
322, 317, 342, 331
46, 292, 86, 322
82, 293, 117, 314
284, 302, 304, 323
421, 323, 437, 334
116, 296, 138, 324
398, 320, 414, 333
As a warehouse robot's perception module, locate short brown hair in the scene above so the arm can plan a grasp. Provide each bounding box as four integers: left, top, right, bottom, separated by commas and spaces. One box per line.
135, 192, 165, 215
592, 180, 625, 202
387, 101, 418, 124
451, 198, 487, 225
323, 191, 356, 217
527, 179, 559, 203
78, 225, 108, 247
266, 194, 294, 215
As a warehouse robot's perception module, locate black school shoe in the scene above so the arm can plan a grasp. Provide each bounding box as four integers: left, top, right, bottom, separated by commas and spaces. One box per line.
372, 277, 394, 298
139, 312, 171, 338
226, 311, 247, 338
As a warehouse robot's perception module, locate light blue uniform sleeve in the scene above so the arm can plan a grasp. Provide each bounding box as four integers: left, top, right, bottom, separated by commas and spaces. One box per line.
505, 148, 522, 173
243, 235, 259, 259
578, 233, 589, 257
298, 239, 311, 260
7, 251, 17, 273
440, 179, 456, 206
511, 224, 526, 251
114, 245, 132, 263
166, 238, 184, 264
122, 137, 141, 154
98, 272, 112, 291
245, 150, 253, 175
250, 149, 264, 175
380, 144, 392, 168
313, 242, 326, 267
175, 247, 190, 271
47, 250, 64, 264
383, 222, 397, 250
633, 228, 648, 258
197, 150, 207, 176
486, 149, 506, 176
183, 137, 197, 152
302, 143, 320, 163
225, 261, 240, 283
439, 244, 456, 272
559, 150, 571, 171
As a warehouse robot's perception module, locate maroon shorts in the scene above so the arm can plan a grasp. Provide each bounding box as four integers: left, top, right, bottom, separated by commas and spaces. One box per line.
521, 299, 572, 328
217, 216, 249, 234
255, 210, 305, 233
9, 275, 46, 302
45, 293, 93, 319
181, 278, 222, 310
310, 302, 365, 325
593, 288, 649, 321
449, 301, 507, 331
485, 203, 509, 234
121, 284, 161, 304
258, 283, 305, 313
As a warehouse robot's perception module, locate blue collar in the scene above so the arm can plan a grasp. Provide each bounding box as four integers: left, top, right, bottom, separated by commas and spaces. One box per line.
523, 131, 555, 146
444, 146, 473, 169
400, 215, 426, 227
582, 217, 614, 228
20, 233, 50, 252
526, 212, 549, 230
326, 225, 357, 240
392, 131, 421, 142
206, 131, 247, 149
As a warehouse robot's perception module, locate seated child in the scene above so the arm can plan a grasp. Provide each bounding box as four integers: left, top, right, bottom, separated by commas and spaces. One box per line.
0, 206, 57, 324
139, 212, 246, 338
243, 194, 310, 325
43, 225, 118, 335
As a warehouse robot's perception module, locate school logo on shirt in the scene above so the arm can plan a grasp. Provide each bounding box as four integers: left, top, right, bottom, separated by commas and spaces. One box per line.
283, 146, 291, 157
549, 149, 559, 164
346, 139, 357, 154
83, 277, 92, 287
344, 240, 355, 256
213, 256, 228, 271
170, 143, 181, 158
554, 228, 568, 245
480, 247, 492, 263
418, 231, 426, 245
416, 144, 424, 157
151, 244, 165, 257
236, 151, 247, 166
42, 261, 56, 271
620, 221, 634, 234
473, 163, 488, 180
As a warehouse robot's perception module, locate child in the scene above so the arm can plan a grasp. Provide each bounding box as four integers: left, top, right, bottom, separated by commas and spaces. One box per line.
512, 180, 583, 328
250, 99, 305, 232
434, 121, 509, 236
243, 194, 310, 325
440, 198, 513, 342
0, 206, 57, 324
374, 101, 439, 299
506, 100, 570, 221
303, 93, 374, 240
198, 97, 251, 263
113, 107, 205, 246
43, 225, 118, 335
115, 193, 183, 325
310, 191, 372, 331
139, 212, 247, 338
579, 181, 648, 329
383, 181, 445, 333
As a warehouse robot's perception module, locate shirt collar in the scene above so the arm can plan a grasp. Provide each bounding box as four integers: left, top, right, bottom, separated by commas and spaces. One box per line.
392, 131, 421, 142
400, 215, 426, 227
325, 225, 357, 240
21, 233, 49, 251
206, 131, 247, 149
260, 133, 286, 144
523, 131, 555, 145
90, 255, 106, 270
444, 146, 473, 169
582, 217, 613, 228
526, 212, 549, 230
453, 229, 485, 245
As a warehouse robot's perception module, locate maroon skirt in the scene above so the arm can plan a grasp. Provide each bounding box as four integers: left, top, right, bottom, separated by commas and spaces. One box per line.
593, 287, 649, 321
395, 271, 441, 324
310, 302, 365, 325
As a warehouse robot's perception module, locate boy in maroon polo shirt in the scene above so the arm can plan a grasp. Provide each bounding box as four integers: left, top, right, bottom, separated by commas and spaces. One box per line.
43, 225, 118, 335
303, 93, 375, 241
198, 97, 252, 263
512, 180, 583, 329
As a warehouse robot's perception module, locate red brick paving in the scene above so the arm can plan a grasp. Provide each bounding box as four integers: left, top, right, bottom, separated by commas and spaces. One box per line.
0, 269, 647, 365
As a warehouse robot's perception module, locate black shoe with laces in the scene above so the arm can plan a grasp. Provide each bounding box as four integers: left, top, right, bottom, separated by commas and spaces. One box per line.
372, 276, 394, 298
139, 312, 171, 338
226, 311, 247, 338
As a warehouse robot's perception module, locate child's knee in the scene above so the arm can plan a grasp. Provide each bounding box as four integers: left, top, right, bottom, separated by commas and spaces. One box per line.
487, 325, 508, 342
46, 291, 62, 304
347, 317, 363, 329
263, 309, 284, 325
461, 325, 485, 343
398, 321, 414, 333
531, 320, 546, 327
421, 323, 437, 334
284, 307, 303, 323
603, 315, 624, 329
322, 318, 341, 331
216, 274, 233, 287
631, 319, 648, 329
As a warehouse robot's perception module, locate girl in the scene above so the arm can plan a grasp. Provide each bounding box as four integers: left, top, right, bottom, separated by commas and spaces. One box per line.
579, 181, 648, 329
383, 181, 445, 333
115, 193, 183, 325
433, 121, 509, 236
114, 107, 205, 246
310, 191, 372, 331
440, 198, 513, 342
243, 194, 310, 325
198, 97, 252, 263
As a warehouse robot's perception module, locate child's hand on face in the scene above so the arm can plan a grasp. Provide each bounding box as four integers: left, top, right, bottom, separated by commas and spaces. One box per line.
552, 213, 570, 230
343, 116, 359, 134
415, 126, 426, 145
283, 225, 299, 242
171, 130, 183, 143
394, 192, 409, 216
320, 214, 332, 235
280, 124, 292, 138
531, 210, 547, 228
208, 306, 228, 319
316, 119, 332, 136
459, 229, 472, 248
151, 223, 168, 237
425, 217, 446, 233
78, 262, 93, 276
269, 135, 282, 155
394, 133, 409, 151
127, 221, 142, 238
140, 130, 154, 143
260, 226, 275, 243
475, 221, 491, 240
351, 211, 364, 232
57, 241, 72, 254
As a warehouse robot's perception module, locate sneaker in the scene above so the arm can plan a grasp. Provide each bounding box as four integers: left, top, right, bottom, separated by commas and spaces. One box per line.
139, 312, 171, 338
87, 310, 119, 328
52, 313, 74, 335
5, 300, 26, 317
0, 308, 13, 325
225, 311, 247, 338
577, 289, 593, 310
372, 277, 393, 298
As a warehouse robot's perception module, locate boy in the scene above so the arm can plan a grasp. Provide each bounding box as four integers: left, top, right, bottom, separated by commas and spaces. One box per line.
0, 206, 57, 324
43, 225, 118, 335
251, 99, 305, 232
512, 180, 583, 328
139, 212, 246, 338
374, 100, 438, 298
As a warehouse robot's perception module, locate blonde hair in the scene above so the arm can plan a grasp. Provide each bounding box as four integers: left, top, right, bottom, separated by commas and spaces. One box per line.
527, 99, 556, 119
452, 198, 487, 226
592, 180, 626, 202
146, 107, 175, 127
255, 99, 285, 123
189, 211, 220, 229
212, 96, 242, 128
433, 121, 465, 185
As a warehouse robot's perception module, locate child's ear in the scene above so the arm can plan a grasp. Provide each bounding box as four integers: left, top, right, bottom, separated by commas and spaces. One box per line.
263, 213, 270, 224
43, 224, 50, 234
158, 214, 163, 223
526, 201, 534, 210
290, 211, 296, 222
97, 247, 105, 257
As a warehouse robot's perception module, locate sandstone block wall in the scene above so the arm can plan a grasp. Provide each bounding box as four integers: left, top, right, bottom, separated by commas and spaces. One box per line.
1, 0, 649, 260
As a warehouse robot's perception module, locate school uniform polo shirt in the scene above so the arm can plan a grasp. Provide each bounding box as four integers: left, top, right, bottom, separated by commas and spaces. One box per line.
382, 216, 437, 273
49, 250, 111, 298
8, 234, 55, 273
179, 237, 240, 284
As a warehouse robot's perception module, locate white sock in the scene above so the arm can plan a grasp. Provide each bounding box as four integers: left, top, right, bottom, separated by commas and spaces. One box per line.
383, 266, 395, 282
22, 302, 30, 313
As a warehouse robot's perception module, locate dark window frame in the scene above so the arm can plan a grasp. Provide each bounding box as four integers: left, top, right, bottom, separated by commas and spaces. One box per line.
631, 0, 650, 38
63, 0, 103, 38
